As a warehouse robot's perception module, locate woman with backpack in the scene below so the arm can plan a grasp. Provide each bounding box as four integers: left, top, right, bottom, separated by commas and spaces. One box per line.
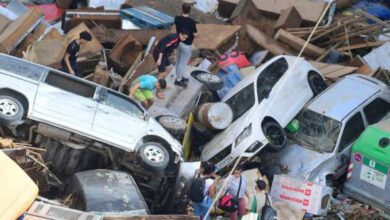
227, 166, 247, 220
191, 163, 219, 220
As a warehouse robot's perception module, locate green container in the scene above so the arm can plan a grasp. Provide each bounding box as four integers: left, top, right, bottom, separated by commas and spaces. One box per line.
353, 122, 390, 166
344, 119, 390, 213
286, 119, 300, 133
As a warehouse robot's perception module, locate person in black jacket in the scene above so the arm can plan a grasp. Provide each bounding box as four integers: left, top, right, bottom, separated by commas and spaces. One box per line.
175, 3, 198, 88
61, 31, 91, 76
153, 29, 190, 81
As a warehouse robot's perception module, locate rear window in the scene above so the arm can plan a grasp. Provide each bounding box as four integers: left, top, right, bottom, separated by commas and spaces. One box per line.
0, 55, 45, 81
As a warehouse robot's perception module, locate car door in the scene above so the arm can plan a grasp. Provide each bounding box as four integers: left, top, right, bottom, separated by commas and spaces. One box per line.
92, 90, 147, 148
33, 71, 98, 131
334, 112, 366, 178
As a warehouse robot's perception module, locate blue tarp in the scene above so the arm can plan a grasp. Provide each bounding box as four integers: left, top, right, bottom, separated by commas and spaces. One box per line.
120, 6, 174, 29
217, 64, 243, 99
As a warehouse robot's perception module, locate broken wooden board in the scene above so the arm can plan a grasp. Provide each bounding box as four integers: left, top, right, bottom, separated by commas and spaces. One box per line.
230, 0, 262, 20
0, 14, 10, 33
252, 0, 327, 23
310, 61, 358, 82
274, 29, 325, 58
65, 23, 104, 58
62, 9, 121, 32
91, 25, 171, 45
193, 24, 241, 50
0, 7, 44, 54
42, 28, 64, 41
273, 6, 302, 31
109, 33, 143, 75
23, 39, 67, 68
12, 22, 47, 58
246, 24, 295, 56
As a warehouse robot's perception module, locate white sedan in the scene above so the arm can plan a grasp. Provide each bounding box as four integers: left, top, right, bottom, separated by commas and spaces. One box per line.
200, 55, 327, 173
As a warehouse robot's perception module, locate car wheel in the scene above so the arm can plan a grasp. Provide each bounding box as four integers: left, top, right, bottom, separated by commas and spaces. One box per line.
308, 73, 327, 96
138, 142, 170, 172
0, 95, 24, 125
158, 115, 187, 136
263, 121, 287, 152
195, 72, 224, 91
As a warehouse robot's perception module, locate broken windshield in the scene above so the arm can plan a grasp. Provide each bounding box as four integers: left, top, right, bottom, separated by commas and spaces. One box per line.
292, 109, 342, 153
225, 83, 255, 121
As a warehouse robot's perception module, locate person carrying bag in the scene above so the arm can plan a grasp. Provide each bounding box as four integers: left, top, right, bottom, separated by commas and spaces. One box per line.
218, 175, 242, 213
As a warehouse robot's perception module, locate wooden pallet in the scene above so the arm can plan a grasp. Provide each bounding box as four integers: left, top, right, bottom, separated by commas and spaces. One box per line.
120, 6, 174, 29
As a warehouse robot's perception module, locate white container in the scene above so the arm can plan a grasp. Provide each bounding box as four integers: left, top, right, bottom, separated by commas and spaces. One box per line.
270, 175, 332, 216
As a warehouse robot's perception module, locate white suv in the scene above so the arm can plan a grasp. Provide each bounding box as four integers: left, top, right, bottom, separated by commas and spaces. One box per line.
0, 53, 183, 173
200, 55, 327, 173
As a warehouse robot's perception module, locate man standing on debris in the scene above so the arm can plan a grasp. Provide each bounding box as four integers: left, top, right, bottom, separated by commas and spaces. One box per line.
153, 29, 190, 83
174, 3, 198, 87
61, 31, 92, 76
129, 74, 167, 109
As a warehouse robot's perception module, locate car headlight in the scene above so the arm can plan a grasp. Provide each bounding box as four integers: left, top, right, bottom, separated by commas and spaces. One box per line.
235, 124, 252, 147
245, 141, 263, 153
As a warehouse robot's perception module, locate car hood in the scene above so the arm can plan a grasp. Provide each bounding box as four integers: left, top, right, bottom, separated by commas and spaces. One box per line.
275, 143, 330, 179
201, 109, 260, 160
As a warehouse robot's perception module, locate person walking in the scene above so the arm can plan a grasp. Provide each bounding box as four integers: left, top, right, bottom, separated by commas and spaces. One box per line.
61, 31, 92, 76
128, 74, 167, 109
174, 3, 198, 87
153, 29, 190, 82
227, 166, 247, 220
192, 163, 219, 220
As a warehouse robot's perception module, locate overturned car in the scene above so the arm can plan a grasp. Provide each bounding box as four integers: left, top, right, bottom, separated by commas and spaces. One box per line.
0, 53, 194, 213
200, 55, 327, 173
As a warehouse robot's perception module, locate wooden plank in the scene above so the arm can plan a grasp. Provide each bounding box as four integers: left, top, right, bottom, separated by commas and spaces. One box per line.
310, 61, 358, 80
252, 0, 327, 23
0, 7, 44, 54
247, 24, 295, 56
274, 29, 325, 57
337, 41, 389, 51
193, 24, 241, 50
273, 6, 302, 31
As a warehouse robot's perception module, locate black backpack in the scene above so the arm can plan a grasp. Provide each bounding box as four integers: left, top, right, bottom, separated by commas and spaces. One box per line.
189, 175, 207, 203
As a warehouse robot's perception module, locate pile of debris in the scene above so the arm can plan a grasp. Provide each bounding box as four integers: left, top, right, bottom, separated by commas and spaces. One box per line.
2, 0, 390, 219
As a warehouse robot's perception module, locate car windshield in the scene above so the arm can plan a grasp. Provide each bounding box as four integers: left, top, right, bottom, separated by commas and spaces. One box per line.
291, 109, 342, 153
225, 83, 255, 121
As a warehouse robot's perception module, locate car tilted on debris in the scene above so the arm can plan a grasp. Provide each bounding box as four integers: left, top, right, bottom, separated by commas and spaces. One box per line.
265, 74, 390, 186
200, 55, 327, 173
0, 53, 186, 212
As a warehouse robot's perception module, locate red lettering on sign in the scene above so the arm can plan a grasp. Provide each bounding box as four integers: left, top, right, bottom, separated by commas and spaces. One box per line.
303, 199, 309, 206
305, 189, 312, 196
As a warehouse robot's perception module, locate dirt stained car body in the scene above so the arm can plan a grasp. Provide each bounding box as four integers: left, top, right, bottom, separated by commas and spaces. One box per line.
200, 55, 326, 173
265, 74, 390, 186
0, 53, 189, 213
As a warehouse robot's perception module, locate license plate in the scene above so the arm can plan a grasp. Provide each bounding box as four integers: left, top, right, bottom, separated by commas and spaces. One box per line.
360, 164, 387, 189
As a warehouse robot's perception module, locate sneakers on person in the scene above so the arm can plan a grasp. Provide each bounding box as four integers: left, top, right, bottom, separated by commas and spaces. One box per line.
174, 80, 188, 88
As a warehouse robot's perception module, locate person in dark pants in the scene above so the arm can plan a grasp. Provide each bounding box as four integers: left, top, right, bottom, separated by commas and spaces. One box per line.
61, 31, 92, 76
152, 29, 190, 83
175, 3, 198, 87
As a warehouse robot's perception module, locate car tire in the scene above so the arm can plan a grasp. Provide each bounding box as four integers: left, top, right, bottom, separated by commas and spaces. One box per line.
158, 115, 187, 136
195, 72, 224, 91
138, 142, 170, 172
308, 72, 327, 96
263, 121, 287, 152
0, 95, 24, 125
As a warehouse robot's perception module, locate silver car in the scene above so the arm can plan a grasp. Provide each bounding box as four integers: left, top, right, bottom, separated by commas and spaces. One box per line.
0, 53, 183, 172
265, 74, 390, 186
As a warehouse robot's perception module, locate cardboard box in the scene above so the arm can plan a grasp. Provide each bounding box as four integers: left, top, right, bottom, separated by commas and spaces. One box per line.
270, 175, 332, 216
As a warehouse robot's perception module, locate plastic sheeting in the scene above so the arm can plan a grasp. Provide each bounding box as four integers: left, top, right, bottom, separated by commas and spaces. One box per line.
194, 0, 218, 13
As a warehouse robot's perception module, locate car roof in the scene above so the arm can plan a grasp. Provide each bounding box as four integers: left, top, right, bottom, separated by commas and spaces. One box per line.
307, 75, 381, 121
